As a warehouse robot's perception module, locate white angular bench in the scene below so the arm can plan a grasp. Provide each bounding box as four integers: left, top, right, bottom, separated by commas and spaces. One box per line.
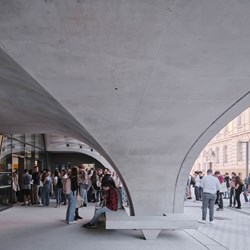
106, 212, 198, 240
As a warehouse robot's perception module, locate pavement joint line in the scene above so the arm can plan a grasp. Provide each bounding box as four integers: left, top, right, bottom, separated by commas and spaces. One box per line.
184, 229, 229, 250
184, 229, 211, 250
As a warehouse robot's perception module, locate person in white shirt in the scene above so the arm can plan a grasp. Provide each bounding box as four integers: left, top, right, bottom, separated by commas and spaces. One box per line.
199, 169, 220, 224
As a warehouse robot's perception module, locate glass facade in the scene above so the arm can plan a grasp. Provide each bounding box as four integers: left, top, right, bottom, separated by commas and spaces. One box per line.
0, 134, 47, 209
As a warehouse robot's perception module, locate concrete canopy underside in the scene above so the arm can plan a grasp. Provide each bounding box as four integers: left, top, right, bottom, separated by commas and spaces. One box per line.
0, 0, 250, 215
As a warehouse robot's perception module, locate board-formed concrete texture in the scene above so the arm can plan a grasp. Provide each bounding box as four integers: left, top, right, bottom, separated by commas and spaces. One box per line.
0, 0, 250, 216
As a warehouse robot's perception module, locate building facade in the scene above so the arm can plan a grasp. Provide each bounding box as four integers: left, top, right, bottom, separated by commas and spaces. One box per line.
193, 108, 250, 178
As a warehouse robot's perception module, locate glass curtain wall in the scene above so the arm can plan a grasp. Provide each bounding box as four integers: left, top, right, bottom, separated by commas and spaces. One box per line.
0, 134, 47, 209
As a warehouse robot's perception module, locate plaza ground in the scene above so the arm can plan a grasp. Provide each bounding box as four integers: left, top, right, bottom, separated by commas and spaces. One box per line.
0, 197, 249, 250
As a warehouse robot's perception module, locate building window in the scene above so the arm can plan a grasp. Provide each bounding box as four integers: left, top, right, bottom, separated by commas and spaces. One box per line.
215, 147, 219, 163
238, 143, 243, 161
223, 146, 228, 163
209, 162, 213, 170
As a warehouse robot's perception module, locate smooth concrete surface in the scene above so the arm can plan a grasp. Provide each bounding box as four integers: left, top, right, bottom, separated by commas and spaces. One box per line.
1, 199, 250, 250
106, 213, 199, 240
1, 1, 250, 216
106, 213, 198, 229
106, 212, 198, 240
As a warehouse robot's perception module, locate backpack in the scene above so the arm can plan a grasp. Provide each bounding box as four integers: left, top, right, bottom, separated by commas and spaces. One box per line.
24, 174, 30, 185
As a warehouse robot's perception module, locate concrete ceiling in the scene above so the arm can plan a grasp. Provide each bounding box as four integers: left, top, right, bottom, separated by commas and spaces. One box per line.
0, 0, 250, 215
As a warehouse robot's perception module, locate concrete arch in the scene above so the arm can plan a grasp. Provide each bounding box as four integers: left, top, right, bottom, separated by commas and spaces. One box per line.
0, 47, 135, 215
174, 91, 250, 212
46, 142, 134, 214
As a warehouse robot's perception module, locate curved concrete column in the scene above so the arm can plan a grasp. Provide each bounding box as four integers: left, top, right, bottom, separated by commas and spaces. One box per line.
1, 0, 250, 216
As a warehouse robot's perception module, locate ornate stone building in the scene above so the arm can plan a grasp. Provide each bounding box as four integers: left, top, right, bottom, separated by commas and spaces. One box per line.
193, 108, 250, 178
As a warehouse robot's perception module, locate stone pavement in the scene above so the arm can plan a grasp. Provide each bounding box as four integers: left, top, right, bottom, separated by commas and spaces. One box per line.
0, 197, 249, 250
185, 196, 250, 250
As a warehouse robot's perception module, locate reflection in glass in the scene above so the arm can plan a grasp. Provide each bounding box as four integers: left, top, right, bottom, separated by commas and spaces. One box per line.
25, 134, 35, 146
0, 133, 47, 208
0, 136, 12, 171
12, 139, 25, 157
12, 134, 25, 142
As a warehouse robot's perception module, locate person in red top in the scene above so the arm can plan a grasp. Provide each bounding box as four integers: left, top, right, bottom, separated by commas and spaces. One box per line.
83, 179, 119, 228
214, 171, 224, 211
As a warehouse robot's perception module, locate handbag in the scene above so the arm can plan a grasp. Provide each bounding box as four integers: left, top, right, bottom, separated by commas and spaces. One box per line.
76, 194, 84, 208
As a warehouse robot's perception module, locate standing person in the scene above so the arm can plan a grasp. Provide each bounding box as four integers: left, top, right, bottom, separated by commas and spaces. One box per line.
40, 171, 46, 206
194, 171, 201, 202
12, 171, 20, 203
61, 169, 68, 205
79, 166, 89, 206
214, 171, 224, 211
32, 166, 40, 205
235, 176, 244, 209
53, 169, 62, 208
21, 169, 32, 206
242, 177, 249, 203
228, 172, 236, 207
247, 173, 250, 196
66, 166, 79, 224
199, 169, 220, 224
90, 170, 99, 203
42, 171, 52, 206
198, 171, 203, 201
186, 174, 193, 200
224, 173, 230, 199
82, 179, 119, 228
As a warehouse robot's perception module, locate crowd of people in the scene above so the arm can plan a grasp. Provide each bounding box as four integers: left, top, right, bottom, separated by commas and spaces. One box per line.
12, 165, 126, 226
186, 169, 250, 224
14, 164, 250, 227
187, 171, 250, 208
